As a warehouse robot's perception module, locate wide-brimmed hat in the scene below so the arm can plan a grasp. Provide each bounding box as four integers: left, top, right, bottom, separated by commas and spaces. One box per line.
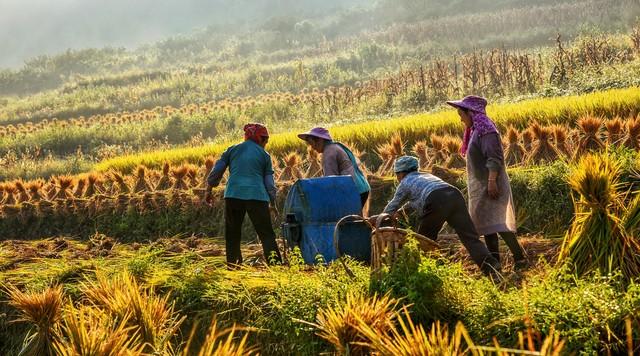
298, 127, 332, 141
446, 95, 487, 114
394, 156, 419, 173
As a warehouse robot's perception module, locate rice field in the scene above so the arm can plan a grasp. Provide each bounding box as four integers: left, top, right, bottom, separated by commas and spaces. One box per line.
96, 87, 640, 173
2, 2, 640, 354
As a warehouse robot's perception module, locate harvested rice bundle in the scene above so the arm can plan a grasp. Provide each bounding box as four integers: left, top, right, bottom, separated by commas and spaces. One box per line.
559, 153, 640, 282
185, 164, 199, 187
200, 156, 216, 187
413, 141, 430, 169
171, 165, 190, 190
305, 146, 323, 178
443, 136, 466, 169
84, 173, 102, 197
53, 176, 75, 200
109, 171, 130, 195
133, 166, 153, 193
521, 128, 534, 152
528, 123, 559, 164
2, 182, 17, 205
551, 125, 573, 158
575, 116, 604, 156
73, 177, 86, 198
14, 180, 30, 203
429, 135, 447, 166
605, 117, 624, 146
503, 126, 525, 166
376, 134, 404, 176
27, 180, 45, 201
279, 152, 304, 182
155, 162, 173, 191
44, 179, 57, 201
623, 116, 640, 151
375, 143, 394, 176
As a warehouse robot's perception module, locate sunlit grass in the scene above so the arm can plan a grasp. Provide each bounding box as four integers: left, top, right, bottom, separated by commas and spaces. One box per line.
96, 87, 640, 173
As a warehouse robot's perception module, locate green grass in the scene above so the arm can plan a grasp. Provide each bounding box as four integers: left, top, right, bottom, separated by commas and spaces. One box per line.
1, 236, 639, 355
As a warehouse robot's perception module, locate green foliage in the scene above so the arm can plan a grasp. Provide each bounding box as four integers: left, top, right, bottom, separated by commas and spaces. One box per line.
202, 261, 370, 355
370, 238, 449, 323
509, 161, 572, 236
370, 241, 640, 354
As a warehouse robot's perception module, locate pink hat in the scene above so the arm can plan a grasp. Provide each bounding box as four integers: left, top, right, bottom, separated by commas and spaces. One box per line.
297, 127, 333, 141
446, 95, 487, 114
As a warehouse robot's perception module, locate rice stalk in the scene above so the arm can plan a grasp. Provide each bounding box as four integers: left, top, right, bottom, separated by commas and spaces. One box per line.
53, 304, 144, 356
180, 318, 257, 356
503, 126, 525, 166
309, 292, 399, 356
559, 153, 640, 281
80, 271, 185, 353
5, 285, 64, 356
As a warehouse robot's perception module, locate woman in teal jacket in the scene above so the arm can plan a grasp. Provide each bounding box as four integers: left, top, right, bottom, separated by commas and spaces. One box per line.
205, 123, 281, 266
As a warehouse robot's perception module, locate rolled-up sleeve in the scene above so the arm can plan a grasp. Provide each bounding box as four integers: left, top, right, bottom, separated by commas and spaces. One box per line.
480, 132, 505, 172
207, 149, 230, 187
263, 154, 277, 203
383, 183, 409, 214
264, 174, 277, 203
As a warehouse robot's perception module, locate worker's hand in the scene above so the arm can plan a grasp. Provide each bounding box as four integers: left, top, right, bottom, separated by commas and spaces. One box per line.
488, 179, 500, 199
203, 190, 213, 205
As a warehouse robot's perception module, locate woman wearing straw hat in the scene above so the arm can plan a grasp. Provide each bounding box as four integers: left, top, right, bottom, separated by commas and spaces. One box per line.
205, 123, 282, 267
298, 127, 371, 208
446, 96, 528, 270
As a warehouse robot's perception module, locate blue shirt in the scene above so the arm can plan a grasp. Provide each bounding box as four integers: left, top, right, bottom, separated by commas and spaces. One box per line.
207, 140, 276, 203
383, 172, 450, 216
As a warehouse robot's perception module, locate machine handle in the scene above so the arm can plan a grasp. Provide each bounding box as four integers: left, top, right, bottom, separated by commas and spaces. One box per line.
374, 213, 398, 230
333, 215, 371, 279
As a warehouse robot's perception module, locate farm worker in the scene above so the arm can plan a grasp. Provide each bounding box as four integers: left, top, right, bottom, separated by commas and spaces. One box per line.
297, 127, 371, 208
446, 96, 527, 269
381, 156, 501, 275
204, 123, 282, 266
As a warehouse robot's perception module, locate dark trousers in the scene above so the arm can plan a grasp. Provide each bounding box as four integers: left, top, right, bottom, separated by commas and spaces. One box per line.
484, 232, 526, 264
224, 198, 282, 265
360, 191, 369, 208
417, 187, 499, 272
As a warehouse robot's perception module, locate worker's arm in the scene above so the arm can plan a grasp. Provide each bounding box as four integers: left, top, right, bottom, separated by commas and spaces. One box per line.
382, 183, 409, 215
263, 153, 277, 205
204, 149, 230, 203
206, 159, 228, 189
481, 133, 503, 199
264, 174, 277, 204
322, 144, 341, 176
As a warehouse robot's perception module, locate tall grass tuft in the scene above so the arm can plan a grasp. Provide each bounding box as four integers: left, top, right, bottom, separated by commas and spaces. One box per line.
559, 153, 640, 281
80, 271, 185, 353
311, 292, 399, 356
6, 285, 64, 356
356, 307, 476, 356
53, 304, 144, 356
181, 318, 257, 356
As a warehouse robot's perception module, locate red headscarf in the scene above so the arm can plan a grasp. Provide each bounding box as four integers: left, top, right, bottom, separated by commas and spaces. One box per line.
243, 123, 269, 144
